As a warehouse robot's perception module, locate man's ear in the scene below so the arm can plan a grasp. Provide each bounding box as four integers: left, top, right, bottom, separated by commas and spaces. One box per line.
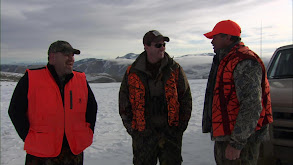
226, 35, 232, 41
144, 44, 149, 51
48, 53, 56, 65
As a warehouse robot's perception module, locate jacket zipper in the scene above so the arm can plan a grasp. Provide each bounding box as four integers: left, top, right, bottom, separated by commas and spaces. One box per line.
70, 90, 73, 109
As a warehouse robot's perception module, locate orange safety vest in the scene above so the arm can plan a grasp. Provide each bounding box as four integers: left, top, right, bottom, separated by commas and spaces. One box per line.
127, 66, 180, 131
212, 43, 273, 137
24, 67, 93, 157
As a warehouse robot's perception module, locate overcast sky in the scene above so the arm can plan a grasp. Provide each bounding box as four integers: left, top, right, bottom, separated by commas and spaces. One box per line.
1, 0, 292, 64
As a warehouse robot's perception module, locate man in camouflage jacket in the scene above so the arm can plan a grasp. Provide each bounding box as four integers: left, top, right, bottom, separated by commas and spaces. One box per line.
202, 20, 273, 165
119, 30, 192, 165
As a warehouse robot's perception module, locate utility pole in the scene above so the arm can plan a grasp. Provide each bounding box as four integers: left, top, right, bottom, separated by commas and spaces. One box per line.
260, 21, 262, 58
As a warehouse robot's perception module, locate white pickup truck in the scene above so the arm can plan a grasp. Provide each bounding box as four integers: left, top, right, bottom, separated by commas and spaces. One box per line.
259, 44, 293, 165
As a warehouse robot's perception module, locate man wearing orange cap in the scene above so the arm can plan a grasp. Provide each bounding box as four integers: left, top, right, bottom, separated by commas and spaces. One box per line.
202, 20, 273, 164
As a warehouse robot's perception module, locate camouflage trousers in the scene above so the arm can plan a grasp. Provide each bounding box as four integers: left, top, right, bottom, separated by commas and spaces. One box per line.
214, 141, 261, 165
25, 146, 83, 165
132, 133, 183, 165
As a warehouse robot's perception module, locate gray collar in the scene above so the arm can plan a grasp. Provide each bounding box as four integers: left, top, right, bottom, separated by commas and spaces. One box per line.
217, 41, 240, 61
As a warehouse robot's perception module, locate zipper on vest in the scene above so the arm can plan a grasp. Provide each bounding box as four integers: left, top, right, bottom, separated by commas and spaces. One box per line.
70, 90, 73, 109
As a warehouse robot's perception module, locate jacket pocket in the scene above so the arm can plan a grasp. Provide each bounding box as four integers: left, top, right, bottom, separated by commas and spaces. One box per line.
24, 126, 59, 157
68, 122, 93, 155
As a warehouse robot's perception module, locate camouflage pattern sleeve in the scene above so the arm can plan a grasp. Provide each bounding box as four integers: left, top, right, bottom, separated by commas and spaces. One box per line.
230, 59, 263, 150
177, 65, 192, 133
119, 70, 134, 135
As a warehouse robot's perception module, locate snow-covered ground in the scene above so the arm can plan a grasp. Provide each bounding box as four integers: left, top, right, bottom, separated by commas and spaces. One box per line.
1, 79, 215, 165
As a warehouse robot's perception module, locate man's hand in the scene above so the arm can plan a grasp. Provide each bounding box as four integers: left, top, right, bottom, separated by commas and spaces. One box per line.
225, 144, 241, 160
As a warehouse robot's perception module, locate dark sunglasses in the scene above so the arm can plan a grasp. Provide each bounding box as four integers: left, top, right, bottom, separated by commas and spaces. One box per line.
154, 43, 166, 48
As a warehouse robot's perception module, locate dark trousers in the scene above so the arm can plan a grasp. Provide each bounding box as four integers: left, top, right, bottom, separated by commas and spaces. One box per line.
214, 141, 261, 165
25, 146, 83, 165
132, 133, 183, 165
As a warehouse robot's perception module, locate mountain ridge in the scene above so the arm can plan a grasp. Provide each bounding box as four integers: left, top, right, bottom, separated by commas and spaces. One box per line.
1, 53, 271, 83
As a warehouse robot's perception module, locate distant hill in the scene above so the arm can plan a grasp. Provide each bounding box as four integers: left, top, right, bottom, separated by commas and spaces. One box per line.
0, 72, 24, 82
116, 53, 139, 59
1, 53, 271, 83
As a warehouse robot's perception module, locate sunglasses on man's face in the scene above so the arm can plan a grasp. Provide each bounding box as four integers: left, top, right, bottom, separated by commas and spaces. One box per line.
154, 43, 166, 48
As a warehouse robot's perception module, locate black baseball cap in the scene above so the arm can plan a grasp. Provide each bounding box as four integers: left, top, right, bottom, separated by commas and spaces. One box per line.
143, 30, 170, 45
48, 40, 80, 55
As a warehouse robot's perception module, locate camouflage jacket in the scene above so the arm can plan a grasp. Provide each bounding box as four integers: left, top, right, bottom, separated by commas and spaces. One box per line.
202, 42, 269, 150
119, 51, 192, 137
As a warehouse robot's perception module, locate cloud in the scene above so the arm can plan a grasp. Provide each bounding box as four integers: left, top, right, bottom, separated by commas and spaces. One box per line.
1, 0, 292, 64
